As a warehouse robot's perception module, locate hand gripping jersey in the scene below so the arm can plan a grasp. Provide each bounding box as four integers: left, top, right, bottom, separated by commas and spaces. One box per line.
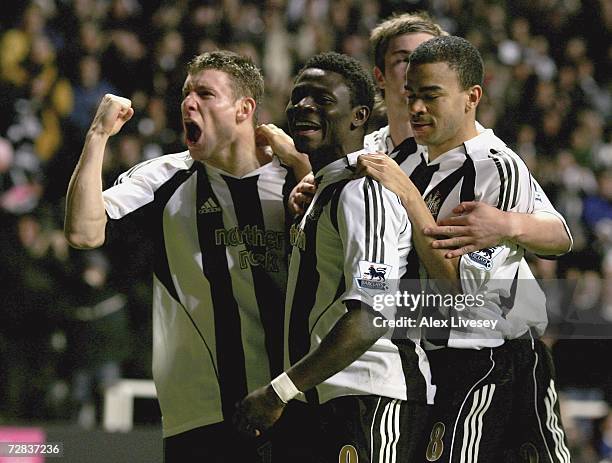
284, 154, 436, 405
363, 127, 572, 347
363, 125, 572, 251
103, 151, 294, 437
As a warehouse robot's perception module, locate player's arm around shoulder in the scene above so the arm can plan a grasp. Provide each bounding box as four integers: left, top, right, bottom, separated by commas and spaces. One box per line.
65, 94, 134, 249
442, 148, 572, 256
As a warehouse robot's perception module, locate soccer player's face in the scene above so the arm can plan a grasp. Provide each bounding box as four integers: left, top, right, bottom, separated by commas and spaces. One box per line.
378, 32, 435, 117
286, 68, 355, 155
405, 61, 472, 156
181, 69, 240, 162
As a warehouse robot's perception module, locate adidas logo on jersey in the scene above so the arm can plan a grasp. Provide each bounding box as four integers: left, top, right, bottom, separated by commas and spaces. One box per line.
199, 198, 221, 214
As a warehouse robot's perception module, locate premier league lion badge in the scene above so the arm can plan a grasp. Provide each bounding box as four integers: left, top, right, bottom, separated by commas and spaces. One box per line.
356, 260, 392, 295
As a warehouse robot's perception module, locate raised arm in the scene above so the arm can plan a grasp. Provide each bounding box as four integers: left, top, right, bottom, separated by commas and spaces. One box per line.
255, 123, 312, 181
64, 94, 133, 249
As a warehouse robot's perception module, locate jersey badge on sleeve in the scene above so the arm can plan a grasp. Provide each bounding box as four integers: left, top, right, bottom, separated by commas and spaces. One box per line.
466, 247, 503, 270
356, 260, 392, 295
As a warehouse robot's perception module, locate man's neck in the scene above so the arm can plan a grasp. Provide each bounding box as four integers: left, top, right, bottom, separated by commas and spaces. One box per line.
428, 122, 480, 162
311, 138, 363, 175
388, 119, 413, 148
204, 135, 260, 177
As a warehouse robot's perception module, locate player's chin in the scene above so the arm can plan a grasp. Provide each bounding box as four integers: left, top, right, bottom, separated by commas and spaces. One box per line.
187, 145, 209, 162
293, 137, 319, 155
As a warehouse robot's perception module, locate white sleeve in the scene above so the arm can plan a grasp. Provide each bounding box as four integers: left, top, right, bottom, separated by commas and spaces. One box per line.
455, 245, 522, 345
474, 150, 535, 214
103, 154, 189, 219
531, 177, 573, 252
336, 178, 410, 309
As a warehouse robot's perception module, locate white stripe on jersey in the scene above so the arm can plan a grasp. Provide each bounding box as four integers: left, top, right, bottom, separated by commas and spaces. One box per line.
103, 152, 292, 437
285, 156, 435, 404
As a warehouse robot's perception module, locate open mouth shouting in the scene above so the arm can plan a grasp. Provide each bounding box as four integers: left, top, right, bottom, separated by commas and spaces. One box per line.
184, 119, 203, 146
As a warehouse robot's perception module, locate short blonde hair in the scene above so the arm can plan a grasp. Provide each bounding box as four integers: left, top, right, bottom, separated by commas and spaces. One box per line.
370, 12, 445, 73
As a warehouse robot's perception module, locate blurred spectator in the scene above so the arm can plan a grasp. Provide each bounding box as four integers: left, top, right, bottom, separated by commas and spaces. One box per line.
0, 2, 609, 457
63, 250, 130, 429
68, 55, 117, 135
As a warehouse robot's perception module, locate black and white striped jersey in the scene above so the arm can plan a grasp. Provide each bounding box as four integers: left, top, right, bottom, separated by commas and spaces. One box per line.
363, 125, 573, 246
103, 151, 294, 437
364, 127, 554, 348
285, 155, 436, 406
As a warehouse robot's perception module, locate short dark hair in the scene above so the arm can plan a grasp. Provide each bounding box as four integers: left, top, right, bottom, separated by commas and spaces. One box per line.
370, 12, 445, 73
187, 50, 264, 106
408, 36, 484, 89
297, 52, 375, 112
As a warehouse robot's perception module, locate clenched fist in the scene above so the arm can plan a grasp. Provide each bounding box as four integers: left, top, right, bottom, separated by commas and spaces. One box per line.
89, 94, 134, 137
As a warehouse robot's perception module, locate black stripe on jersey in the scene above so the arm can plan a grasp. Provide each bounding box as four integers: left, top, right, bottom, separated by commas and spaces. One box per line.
489, 149, 518, 211
422, 164, 465, 221
499, 267, 519, 317
117, 157, 159, 184
368, 178, 381, 262
460, 154, 476, 202
281, 166, 298, 263
288, 184, 339, 404
363, 180, 372, 260
488, 154, 506, 210
377, 181, 386, 262
223, 174, 285, 378
509, 156, 520, 209
499, 154, 514, 211
410, 154, 440, 195
391, 137, 418, 165
392, 337, 429, 403
195, 163, 247, 421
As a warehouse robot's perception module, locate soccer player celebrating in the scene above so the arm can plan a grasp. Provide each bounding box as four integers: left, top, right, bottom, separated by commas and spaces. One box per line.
357, 36, 571, 462
291, 12, 571, 260
235, 52, 435, 462
64, 51, 309, 462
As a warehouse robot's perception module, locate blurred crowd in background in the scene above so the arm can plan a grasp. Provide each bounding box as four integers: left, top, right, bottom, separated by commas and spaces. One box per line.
0, 0, 610, 460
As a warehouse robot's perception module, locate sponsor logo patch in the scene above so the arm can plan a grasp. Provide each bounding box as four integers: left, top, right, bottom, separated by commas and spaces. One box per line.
466, 247, 502, 270
356, 260, 392, 295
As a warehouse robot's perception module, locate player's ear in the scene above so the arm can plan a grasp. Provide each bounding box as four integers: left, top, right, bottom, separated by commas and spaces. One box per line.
373, 66, 385, 90
236, 97, 256, 123
465, 85, 482, 112
351, 105, 370, 129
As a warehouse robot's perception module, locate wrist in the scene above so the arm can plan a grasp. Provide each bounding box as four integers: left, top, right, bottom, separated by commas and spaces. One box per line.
270, 372, 301, 404
398, 183, 421, 210
505, 211, 522, 244
285, 150, 309, 168
87, 127, 111, 140
265, 384, 287, 408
